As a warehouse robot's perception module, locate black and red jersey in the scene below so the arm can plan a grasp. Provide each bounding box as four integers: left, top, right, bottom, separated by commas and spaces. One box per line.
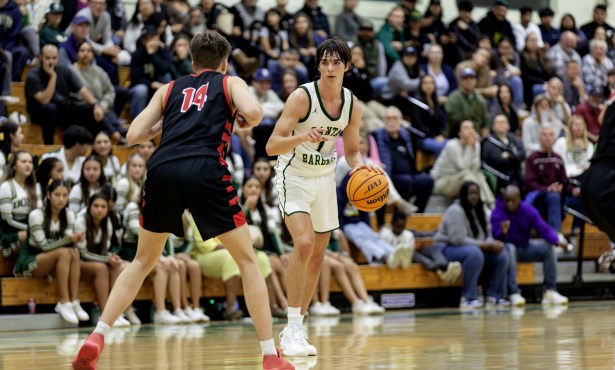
147, 70, 234, 170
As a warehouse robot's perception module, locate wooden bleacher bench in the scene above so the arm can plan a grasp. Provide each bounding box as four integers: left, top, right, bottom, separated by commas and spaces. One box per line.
0, 263, 536, 307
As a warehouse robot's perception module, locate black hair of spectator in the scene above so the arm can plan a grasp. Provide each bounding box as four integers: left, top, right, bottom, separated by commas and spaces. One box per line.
595, 4, 608, 12
79, 155, 107, 207
459, 181, 487, 238
85, 192, 110, 254
560, 13, 578, 33
44, 179, 70, 237
457, 0, 474, 12
36, 157, 61, 194
100, 183, 118, 202
392, 212, 407, 224
170, 33, 192, 51
538, 7, 554, 18
190, 30, 231, 71
91, 131, 115, 158
495, 83, 515, 109
239, 175, 272, 251
316, 37, 352, 67
451, 118, 474, 138
519, 6, 532, 15
0, 118, 19, 159
63, 125, 93, 149
608, 68, 615, 76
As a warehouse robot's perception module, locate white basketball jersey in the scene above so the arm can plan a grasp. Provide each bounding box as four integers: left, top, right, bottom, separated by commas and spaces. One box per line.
276, 81, 353, 177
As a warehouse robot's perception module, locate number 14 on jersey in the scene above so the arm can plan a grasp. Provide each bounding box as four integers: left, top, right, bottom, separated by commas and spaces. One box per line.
181, 83, 209, 112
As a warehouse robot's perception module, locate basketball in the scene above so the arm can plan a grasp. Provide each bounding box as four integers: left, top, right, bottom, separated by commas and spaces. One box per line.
346, 168, 389, 212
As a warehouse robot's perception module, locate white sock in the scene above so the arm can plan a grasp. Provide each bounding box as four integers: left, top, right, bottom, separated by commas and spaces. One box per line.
260, 338, 277, 356
93, 321, 111, 338
287, 307, 303, 326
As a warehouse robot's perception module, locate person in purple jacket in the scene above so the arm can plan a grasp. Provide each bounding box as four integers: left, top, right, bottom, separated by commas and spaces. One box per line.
492, 184, 569, 306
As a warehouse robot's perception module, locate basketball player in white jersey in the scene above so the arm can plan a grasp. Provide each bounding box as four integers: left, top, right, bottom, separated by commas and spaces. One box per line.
266, 37, 381, 357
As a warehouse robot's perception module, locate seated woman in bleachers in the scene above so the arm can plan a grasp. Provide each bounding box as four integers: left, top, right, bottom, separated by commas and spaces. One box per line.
553, 115, 594, 181
420, 44, 457, 104
68, 155, 106, 214
123, 0, 173, 54
251, 157, 278, 208
190, 218, 275, 321
380, 212, 461, 283
39, 2, 67, 49
492, 38, 524, 107
431, 119, 495, 206
0, 119, 23, 179
120, 140, 157, 176
410, 74, 447, 156
241, 176, 288, 318
36, 157, 64, 201
115, 153, 145, 214
277, 68, 300, 102
170, 34, 193, 79
523, 95, 564, 155
481, 114, 525, 193
289, 12, 322, 80
310, 230, 385, 316
73, 42, 126, 144
13, 180, 89, 324
169, 214, 210, 322
77, 192, 131, 327
489, 84, 520, 136
259, 9, 289, 66
0, 151, 42, 258
434, 181, 510, 309
91, 132, 121, 186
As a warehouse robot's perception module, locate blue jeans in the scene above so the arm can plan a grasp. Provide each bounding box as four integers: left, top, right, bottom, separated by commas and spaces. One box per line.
508, 76, 524, 106
343, 222, 395, 264
526, 190, 563, 232
419, 138, 447, 156
506, 241, 557, 293
439, 244, 509, 300
370, 77, 389, 98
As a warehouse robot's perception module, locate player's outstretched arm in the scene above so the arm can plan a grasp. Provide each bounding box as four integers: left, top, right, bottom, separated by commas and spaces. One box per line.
228, 76, 263, 127
266, 88, 321, 156
126, 84, 168, 145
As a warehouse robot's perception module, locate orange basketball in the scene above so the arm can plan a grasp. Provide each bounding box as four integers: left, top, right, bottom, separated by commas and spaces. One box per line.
346, 168, 389, 212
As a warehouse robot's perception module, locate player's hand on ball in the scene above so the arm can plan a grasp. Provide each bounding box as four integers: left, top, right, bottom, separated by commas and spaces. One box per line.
350, 164, 384, 176
304, 127, 328, 143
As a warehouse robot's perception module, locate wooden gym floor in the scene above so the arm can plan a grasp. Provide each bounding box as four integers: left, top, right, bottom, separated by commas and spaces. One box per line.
2, 302, 615, 369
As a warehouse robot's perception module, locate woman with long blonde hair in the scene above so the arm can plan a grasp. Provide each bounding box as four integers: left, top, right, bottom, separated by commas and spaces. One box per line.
554, 115, 594, 179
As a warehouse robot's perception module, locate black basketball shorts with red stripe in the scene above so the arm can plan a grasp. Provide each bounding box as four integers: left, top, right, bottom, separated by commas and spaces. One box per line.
141, 156, 246, 239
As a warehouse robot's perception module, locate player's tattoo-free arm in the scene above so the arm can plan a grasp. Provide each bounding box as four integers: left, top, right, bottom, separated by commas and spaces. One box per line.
343, 97, 365, 170
266, 89, 316, 156
228, 76, 263, 126
126, 84, 167, 145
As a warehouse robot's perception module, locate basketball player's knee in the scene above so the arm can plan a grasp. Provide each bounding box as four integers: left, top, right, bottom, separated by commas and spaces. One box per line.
294, 239, 314, 261
308, 254, 325, 272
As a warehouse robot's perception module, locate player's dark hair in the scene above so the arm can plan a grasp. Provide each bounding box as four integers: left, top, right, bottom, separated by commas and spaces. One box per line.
63, 125, 93, 149
459, 181, 487, 238
85, 192, 110, 255
190, 30, 231, 71
316, 37, 351, 67
44, 180, 70, 238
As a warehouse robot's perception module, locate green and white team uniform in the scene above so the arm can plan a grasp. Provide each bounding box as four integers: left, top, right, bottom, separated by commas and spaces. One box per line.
0, 179, 42, 257
274, 81, 353, 232
14, 209, 76, 277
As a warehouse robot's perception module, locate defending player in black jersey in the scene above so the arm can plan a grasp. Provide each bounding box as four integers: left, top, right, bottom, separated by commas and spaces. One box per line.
73, 31, 294, 370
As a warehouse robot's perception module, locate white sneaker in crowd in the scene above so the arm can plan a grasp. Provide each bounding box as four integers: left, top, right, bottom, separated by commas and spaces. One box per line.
542, 290, 569, 305
459, 297, 483, 310
154, 310, 181, 325
124, 306, 141, 325
320, 301, 340, 316
351, 300, 372, 315
186, 307, 210, 322
309, 302, 329, 316
509, 293, 526, 306
446, 261, 462, 283
173, 309, 191, 323
71, 300, 90, 321
113, 314, 131, 327
55, 301, 79, 324
366, 296, 385, 314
